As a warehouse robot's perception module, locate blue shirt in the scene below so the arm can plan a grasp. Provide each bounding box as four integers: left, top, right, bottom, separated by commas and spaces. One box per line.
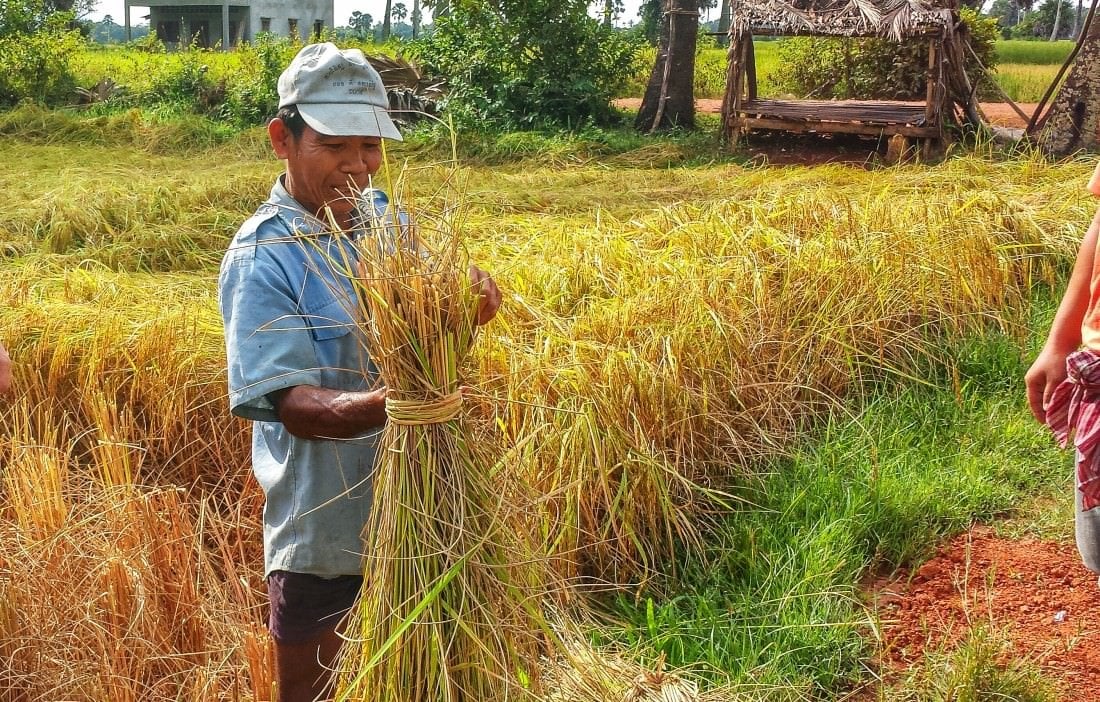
219, 178, 390, 577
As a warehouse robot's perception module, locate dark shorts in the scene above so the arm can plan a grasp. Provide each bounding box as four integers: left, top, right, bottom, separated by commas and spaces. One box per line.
266, 570, 363, 645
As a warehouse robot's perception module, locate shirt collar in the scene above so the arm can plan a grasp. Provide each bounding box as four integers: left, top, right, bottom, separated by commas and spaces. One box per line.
268, 176, 329, 235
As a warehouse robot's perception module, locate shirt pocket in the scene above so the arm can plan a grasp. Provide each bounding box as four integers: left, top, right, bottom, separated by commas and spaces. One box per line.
302, 294, 356, 342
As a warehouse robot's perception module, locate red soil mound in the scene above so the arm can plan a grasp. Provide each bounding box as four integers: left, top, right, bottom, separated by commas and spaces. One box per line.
870, 526, 1100, 698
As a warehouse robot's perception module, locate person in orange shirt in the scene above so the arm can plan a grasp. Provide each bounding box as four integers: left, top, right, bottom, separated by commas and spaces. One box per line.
0, 341, 10, 394
1026, 161, 1100, 574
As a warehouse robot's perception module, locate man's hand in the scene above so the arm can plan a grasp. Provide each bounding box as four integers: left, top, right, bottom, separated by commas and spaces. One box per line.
1025, 348, 1070, 425
0, 342, 11, 395
470, 266, 501, 326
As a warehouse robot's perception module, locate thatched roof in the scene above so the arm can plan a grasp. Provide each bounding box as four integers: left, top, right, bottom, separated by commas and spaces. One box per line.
729, 0, 958, 41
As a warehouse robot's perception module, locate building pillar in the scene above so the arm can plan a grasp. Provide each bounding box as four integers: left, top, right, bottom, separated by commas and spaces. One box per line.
222, 0, 230, 49
124, 0, 131, 41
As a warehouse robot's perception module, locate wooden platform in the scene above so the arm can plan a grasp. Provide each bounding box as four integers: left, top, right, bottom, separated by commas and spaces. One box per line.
731, 99, 942, 138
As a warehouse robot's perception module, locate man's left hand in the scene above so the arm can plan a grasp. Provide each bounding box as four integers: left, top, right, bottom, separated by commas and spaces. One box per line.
469, 266, 501, 326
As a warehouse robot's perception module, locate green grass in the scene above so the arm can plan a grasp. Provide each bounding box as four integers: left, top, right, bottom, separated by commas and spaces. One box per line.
995, 39, 1075, 65
599, 316, 1070, 697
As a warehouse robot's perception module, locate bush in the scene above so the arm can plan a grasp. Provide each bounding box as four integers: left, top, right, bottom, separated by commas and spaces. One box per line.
219, 34, 299, 126
141, 48, 225, 115
409, 0, 642, 130
769, 8, 999, 100
0, 16, 81, 107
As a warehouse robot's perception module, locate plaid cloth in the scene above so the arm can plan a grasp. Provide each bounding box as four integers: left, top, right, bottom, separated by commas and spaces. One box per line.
1045, 348, 1100, 511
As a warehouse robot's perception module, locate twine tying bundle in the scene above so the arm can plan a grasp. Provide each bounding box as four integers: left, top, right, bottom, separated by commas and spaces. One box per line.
384, 392, 463, 425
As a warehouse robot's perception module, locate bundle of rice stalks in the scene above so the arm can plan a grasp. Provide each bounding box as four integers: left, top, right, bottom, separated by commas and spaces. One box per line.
331, 180, 554, 701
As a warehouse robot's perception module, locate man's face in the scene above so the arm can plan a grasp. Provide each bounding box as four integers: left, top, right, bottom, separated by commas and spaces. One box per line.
270, 121, 384, 228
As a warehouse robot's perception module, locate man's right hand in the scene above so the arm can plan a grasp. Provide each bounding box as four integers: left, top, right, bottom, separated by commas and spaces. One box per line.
1025, 348, 1069, 425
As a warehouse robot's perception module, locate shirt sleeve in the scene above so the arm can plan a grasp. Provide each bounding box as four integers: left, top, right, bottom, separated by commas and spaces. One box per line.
219, 244, 325, 423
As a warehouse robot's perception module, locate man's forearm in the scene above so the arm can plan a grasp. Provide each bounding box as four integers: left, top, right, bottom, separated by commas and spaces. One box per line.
272, 385, 387, 440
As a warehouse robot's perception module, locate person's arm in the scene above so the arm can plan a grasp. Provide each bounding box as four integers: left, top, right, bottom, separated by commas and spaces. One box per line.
272, 385, 387, 440
0, 342, 10, 395
1026, 206, 1100, 423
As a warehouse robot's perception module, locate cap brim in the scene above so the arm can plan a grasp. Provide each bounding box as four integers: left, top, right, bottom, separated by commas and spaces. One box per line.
298, 103, 403, 141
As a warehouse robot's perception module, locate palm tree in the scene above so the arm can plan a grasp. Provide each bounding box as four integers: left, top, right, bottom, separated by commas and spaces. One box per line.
348, 10, 373, 39
392, 2, 408, 24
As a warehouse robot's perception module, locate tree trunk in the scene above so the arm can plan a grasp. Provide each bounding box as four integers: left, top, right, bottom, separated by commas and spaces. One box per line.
382, 0, 393, 40
1076, 0, 1084, 37
634, 0, 699, 133
412, 0, 420, 37
1033, 10, 1100, 155
716, 0, 731, 47
1050, 0, 1063, 40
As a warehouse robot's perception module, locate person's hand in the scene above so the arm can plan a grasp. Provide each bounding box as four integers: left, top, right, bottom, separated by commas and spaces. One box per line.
469, 265, 501, 326
1025, 347, 1070, 424
0, 342, 11, 395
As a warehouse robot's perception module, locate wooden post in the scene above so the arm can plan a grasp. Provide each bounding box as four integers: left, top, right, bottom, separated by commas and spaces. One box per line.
924, 38, 937, 126
723, 30, 747, 146
746, 33, 757, 102
921, 37, 946, 161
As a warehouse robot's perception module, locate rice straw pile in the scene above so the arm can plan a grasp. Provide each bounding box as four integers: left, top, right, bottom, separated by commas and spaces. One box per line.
331, 178, 553, 701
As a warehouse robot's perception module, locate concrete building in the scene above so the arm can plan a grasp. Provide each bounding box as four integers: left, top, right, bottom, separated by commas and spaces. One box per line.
124, 0, 334, 50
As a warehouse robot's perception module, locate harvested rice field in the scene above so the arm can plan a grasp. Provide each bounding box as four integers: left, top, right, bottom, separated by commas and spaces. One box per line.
0, 106, 1097, 700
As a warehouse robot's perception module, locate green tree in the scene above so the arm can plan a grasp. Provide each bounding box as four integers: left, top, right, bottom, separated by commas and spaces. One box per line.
0, 11, 80, 105
412, 0, 640, 128
987, 0, 1021, 33
392, 2, 408, 24
1011, 0, 1075, 37
348, 10, 373, 38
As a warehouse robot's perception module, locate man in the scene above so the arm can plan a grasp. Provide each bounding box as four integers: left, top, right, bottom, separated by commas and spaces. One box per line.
0, 341, 10, 394
218, 43, 501, 702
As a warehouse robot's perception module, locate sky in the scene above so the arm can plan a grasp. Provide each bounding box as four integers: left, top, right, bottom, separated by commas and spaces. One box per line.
86, 0, 671, 27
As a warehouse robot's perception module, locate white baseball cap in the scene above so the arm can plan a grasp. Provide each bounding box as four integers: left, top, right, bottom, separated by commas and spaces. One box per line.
277, 42, 403, 141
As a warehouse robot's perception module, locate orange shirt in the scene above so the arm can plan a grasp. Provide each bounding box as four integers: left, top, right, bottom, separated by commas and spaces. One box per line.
1079, 163, 1100, 349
